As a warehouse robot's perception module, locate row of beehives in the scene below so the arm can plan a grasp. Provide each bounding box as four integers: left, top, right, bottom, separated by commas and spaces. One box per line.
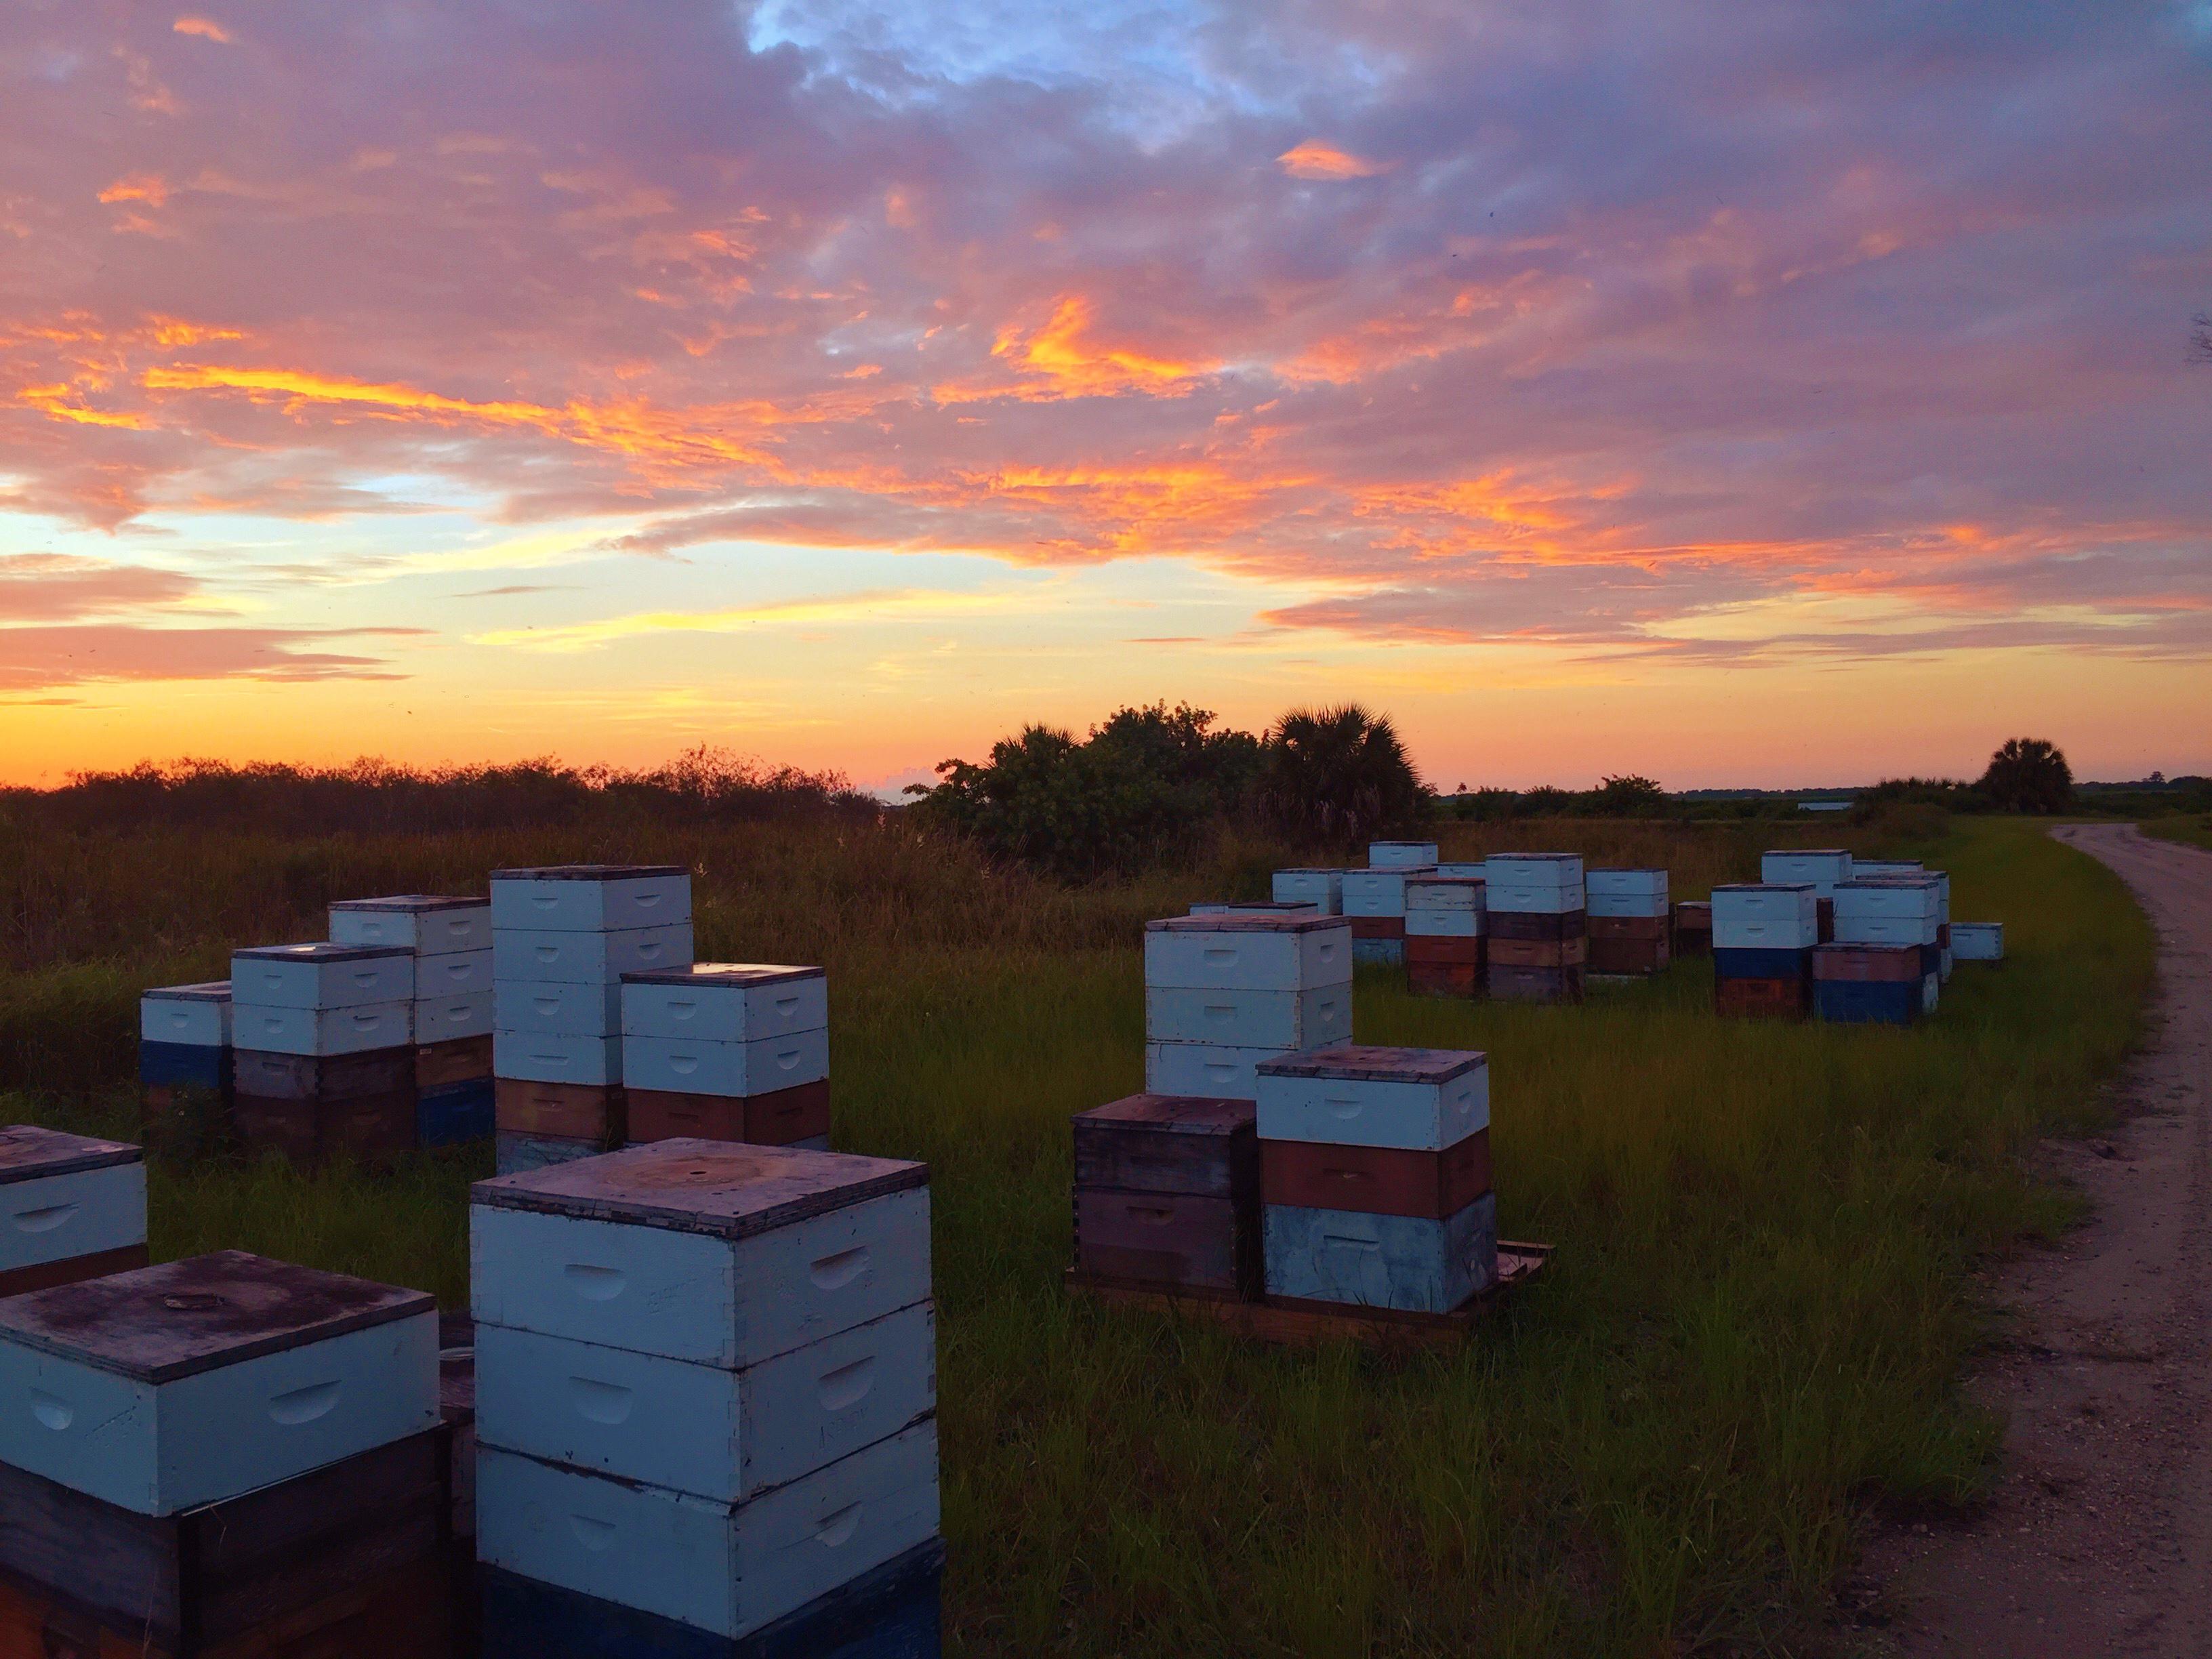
16, 868, 938, 1658
137, 867, 830, 1174
1074, 909, 1497, 1319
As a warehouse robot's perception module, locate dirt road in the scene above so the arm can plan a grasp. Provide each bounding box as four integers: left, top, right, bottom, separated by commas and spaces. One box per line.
1860, 824, 2212, 1656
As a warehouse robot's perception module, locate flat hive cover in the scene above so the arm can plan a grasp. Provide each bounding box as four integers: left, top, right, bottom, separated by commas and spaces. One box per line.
329, 895, 486, 912
0, 1250, 433, 1382
489, 865, 687, 881
0, 1126, 142, 1185
472, 1138, 927, 1240
1143, 914, 1347, 934
232, 942, 411, 963
142, 981, 230, 1002
1254, 1043, 1488, 1084
1075, 1094, 1254, 1134
621, 963, 823, 987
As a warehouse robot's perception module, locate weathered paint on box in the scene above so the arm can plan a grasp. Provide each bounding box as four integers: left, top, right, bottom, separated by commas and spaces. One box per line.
1367, 841, 1438, 869
1403, 935, 1483, 965
475, 1301, 934, 1500
1261, 1131, 1490, 1219
232, 1045, 413, 1102
1483, 882, 1587, 915
1487, 936, 1588, 968
1143, 1040, 1287, 1101
1270, 869, 1345, 914
138, 1039, 228, 1090
1586, 937, 1668, 976
1071, 1095, 1255, 1200
0, 1160, 146, 1274
489, 866, 693, 932
1404, 908, 1481, 939
1352, 937, 1406, 966
476, 1420, 940, 1639
1254, 1045, 1488, 1151
232, 1000, 412, 1057
1404, 877, 1485, 914
0, 1252, 436, 1515
1262, 1193, 1497, 1312
1585, 867, 1668, 900
1143, 985, 1349, 1050
1487, 910, 1585, 941
230, 944, 414, 1010
416, 991, 493, 1043
494, 925, 696, 987
623, 1029, 831, 1099
1833, 880, 1941, 920
496, 1031, 624, 1087
627, 1081, 833, 1149
476, 1539, 945, 1659
493, 1078, 624, 1141
495, 1130, 612, 1176
1851, 860, 1923, 879
139, 982, 232, 1048
1142, 914, 1351, 992
1073, 1187, 1258, 1294
417, 1032, 495, 1088
0, 1126, 142, 1186
330, 895, 493, 954
621, 966, 829, 1043
1951, 922, 2003, 961
1811, 943, 1922, 983
1485, 964, 1584, 1002
472, 1185, 930, 1368
415, 947, 494, 998
234, 1087, 418, 1169
497, 977, 626, 1038
419, 1078, 496, 1147
1189, 901, 1320, 919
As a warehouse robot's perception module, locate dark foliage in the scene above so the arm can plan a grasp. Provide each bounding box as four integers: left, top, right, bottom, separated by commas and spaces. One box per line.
1254, 705, 1429, 851
1978, 738, 2075, 814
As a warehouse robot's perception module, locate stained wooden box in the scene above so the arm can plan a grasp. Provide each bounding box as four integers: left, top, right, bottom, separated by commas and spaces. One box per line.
0, 1252, 437, 1515
1488, 936, 1587, 969
0, 1425, 450, 1656
1073, 1188, 1258, 1297
1588, 915, 1668, 942
494, 1078, 626, 1141
488, 865, 692, 933
1486, 909, 1586, 942
1485, 964, 1584, 1003
0, 1128, 147, 1281
478, 1537, 943, 1659
1406, 962, 1481, 999
1347, 916, 1407, 940
1262, 1194, 1498, 1313
470, 1139, 930, 1369
1811, 943, 1922, 983
234, 1088, 417, 1168
417, 1033, 494, 1088
1714, 975, 1807, 1019
1261, 1131, 1490, 1221
1673, 902, 1713, 956
627, 1080, 831, 1148
1403, 935, 1482, 966
232, 1047, 413, 1104
1587, 937, 1668, 976
1072, 1094, 1254, 1197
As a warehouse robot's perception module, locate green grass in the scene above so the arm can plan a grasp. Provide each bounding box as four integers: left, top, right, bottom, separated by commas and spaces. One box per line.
2140, 814, 2212, 853
0, 816, 2155, 1656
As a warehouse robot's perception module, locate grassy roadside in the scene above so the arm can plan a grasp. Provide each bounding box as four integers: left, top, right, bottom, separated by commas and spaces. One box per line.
0, 816, 2155, 1654
2139, 815, 2212, 853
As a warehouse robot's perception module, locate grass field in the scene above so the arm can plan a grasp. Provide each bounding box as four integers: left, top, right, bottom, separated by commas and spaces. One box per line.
0, 815, 2154, 1656
2141, 814, 2212, 853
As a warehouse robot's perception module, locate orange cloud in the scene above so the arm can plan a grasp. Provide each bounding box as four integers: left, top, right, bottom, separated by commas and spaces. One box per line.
172, 16, 232, 43
98, 174, 169, 207
937, 295, 1214, 402
1277, 140, 1389, 180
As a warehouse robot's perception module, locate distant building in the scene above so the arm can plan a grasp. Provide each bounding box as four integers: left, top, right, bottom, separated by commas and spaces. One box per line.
1796, 800, 1852, 813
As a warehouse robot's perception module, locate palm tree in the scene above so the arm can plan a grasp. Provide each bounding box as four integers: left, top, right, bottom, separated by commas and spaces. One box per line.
1978, 737, 2074, 813
1258, 705, 1429, 848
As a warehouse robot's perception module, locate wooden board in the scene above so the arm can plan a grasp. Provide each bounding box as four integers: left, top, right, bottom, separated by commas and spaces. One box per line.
1346, 916, 1406, 940
1261, 1132, 1490, 1221
1065, 1242, 1551, 1351
234, 1089, 416, 1170
627, 1080, 832, 1149
415, 1034, 494, 1089
1486, 910, 1586, 942
1587, 915, 1668, 942
1488, 935, 1588, 969
493, 1078, 625, 1142
1401, 936, 1482, 966
1072, 1187, 1258, 1296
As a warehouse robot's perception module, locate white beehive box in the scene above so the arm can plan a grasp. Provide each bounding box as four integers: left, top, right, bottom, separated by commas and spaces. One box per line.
621, 966, 828, 1044
329, 896, 492, 955
492, 1031, 623, 1087
139, 982, 232, 1048
622, 1030, 831, 1099
1481, 854, 1586, 914
493, 926, 694, 986
0, 1128, 146, 1275
470, 1141, 931, 1370
1759, 851, 1851, 895
1142, 915, 1351, 993
1340, 869, 1425, 918
1834, 879, 1940, 946
490, 866, 693, 933
1951, 922, 2003, 961
1188, 901, 1320, 918
1710, 884, 1819, 949
1143, 985, 1349, 1050
413, 949, 493, 1000
1851, 860, 1922, 880
415, 992, 493, 1044
0, 1251, 436, 1515
230, 944, 413, 1010
476, 1418, 939, 1640
474, 1300, 934, 1502
1144, 1040, 1293, 1101
495, 979, 626, 1039
231, 1002, 412, 1057
1585, 869, 1670, 918
1368, 841, 1439, 869
1271, 869, 1344, 914
1404, 876, 1485, 938
1254, 1045, 1489, 1151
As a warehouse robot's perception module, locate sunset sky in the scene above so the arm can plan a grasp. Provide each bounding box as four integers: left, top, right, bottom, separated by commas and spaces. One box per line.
2, 1, 2207, 792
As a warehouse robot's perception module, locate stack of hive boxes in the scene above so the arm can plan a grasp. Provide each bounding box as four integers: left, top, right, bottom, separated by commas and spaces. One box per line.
621, 964, 832, 1149
472, 1140, 942, 1656
1141, 912, 1353, 1102
0, 1250, 451, 1656
0, 1126, 146, 1297
1482, 854, 1586, 1002
1853, 861, 1952, 979
1710, 884, 1818, 1018
230, 943, 417, 1166
490, 865, 693, 1176
1585, 869, 1670, 977
1811, 941, 1924, 1025
1070, 1094, 1261, 1298
1269, 869, 1345, 914
1673, 901, 1713, 957
1832, 876, 1942, 1014
138, 981, 232, 1155
1761, 850, 1851, 941
1342, 841, 1437, 966
1253, 1045, 1496, 1313
1403, 875, 1486, 998
331, 895, 495, 1149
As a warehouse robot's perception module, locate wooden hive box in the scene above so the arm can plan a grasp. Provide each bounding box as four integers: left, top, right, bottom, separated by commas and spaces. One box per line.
233, 1088, 419, 1170
0, 1252, 437, 1516
626, 1081, 830, 1149
1070, 1094, 1259, 1297
488, 865, 692, 934
1485, 963, 1584, 1003
0, 1127, 147, 1298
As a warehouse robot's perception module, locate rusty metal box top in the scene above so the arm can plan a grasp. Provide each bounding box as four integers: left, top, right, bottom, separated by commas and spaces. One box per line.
0, 1126, 142, 1186
0, 1250, 434, 1382
1254, 1043, 1488, 1084
472, 1137, 928, 1240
